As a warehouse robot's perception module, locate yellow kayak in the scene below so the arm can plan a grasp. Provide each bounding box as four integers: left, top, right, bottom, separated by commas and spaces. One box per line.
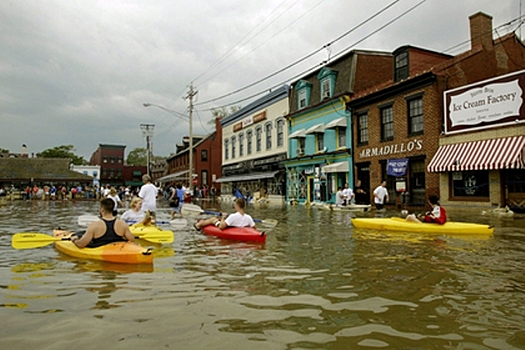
130, 224, 174, 240
351, 217, 494, 235
53, 230, 154, 264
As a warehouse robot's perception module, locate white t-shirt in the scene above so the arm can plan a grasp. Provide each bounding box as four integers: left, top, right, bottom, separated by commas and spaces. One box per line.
225, 212, 255, 228
139, 183, 158, 212
120, 209, 145, 224
335, 190, 345, 206
107, 194, 121, 210
373, 185, 388, 204
343, 188, 354, 200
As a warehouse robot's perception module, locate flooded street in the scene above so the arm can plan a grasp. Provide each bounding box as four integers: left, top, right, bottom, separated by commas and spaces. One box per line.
1, 200, 525, 349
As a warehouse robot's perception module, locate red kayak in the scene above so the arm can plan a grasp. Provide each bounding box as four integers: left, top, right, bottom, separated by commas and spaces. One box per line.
199, 222, 266, 243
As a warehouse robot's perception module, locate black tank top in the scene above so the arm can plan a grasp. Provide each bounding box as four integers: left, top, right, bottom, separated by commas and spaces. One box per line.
87, 218, 126, 248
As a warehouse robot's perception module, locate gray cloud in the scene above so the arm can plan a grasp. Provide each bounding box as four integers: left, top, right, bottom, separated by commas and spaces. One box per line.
0, 0, 519, 159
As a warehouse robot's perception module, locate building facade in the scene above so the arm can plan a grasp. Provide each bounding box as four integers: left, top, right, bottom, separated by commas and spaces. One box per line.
218, 85, 289, 204
349, 12, 525, 210
89, 144, 126, 186
284, 50, 393, 204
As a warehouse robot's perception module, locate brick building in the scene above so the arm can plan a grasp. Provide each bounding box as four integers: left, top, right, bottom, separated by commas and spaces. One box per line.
89, 144, 146, 188
348, 12, 525, 210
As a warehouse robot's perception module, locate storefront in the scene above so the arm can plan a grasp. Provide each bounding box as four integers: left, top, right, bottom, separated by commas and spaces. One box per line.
427, 70, 525, 211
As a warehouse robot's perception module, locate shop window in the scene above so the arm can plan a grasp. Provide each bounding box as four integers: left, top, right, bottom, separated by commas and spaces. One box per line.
409, 159, 426, 204
357, 112, 369, 144
381, 105, 394, 141
408, 97, 424, 135
450, 171, 490, 199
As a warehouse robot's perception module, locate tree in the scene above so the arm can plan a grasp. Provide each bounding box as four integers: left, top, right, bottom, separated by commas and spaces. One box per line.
38, 145, 87, 165
126, 147, 148, 166
208, 106, 242, 125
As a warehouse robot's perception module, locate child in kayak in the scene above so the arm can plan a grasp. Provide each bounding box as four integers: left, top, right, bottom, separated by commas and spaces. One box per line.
406, 195, 447, 224
194, 197, 256, 230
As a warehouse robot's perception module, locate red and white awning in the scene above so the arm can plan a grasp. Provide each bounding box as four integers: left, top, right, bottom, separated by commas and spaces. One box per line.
427, 136, 525, 172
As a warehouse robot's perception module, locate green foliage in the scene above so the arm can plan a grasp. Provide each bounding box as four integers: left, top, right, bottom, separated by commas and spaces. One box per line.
208, 106, 242, 125
126, 147, 148, 166
38, 145, 87, 165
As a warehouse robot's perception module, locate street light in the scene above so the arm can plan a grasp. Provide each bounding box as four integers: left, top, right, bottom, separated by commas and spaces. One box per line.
143, 102, 193, 185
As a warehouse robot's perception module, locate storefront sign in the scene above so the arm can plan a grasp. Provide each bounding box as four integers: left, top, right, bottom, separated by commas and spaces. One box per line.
387, 158, 409, 177
359, 139, 423, 158
444, 69, 525, 134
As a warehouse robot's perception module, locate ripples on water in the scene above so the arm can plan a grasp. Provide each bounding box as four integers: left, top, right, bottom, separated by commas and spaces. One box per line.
1, 200, 525, 349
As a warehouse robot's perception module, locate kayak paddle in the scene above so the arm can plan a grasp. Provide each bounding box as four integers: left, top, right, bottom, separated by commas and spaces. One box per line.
12, 231, 173, 250
180, 204, 278, 228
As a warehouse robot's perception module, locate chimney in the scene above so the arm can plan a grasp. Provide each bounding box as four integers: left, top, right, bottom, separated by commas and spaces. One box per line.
22, 144, 28, 158
469, 12, 493, 51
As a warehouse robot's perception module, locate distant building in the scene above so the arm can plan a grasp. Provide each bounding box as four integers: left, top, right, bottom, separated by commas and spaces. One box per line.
89, 144, 146, 188
71, 165, 101, 187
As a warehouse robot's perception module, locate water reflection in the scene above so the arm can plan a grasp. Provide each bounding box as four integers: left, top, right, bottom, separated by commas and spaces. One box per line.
1, 200, 525, 348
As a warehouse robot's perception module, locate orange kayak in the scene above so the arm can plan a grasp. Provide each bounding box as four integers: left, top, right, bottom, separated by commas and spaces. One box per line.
53, 230, 153, 264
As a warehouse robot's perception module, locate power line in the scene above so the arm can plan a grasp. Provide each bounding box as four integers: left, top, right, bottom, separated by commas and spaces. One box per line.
195, 0, 401, 107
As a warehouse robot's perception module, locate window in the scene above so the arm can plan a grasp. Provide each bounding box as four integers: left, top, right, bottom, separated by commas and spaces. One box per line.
224, 139, 229, 160
103, 169, 107, 177
110, 156, 115, 164
357, 112, 369, 144
265, 122, 272, 150
238, 133, 244, 156
410, 158, 426, 204
321, 78, 331, 99
296, 80, 312, 109
118, 156, 122, 164
103, 156, 108, 163
83, 171, 88, 175
316, 134, 324, 152
408, 97, 423, 135
117, 169, 122, 179
231, 136, 236, 159
451, 171, 489, 198
276, 119, 284, 147
93, 171, 98, 177
299, 90, 307, 108
256, 127, 262, 152
298, 138, 305, 153
109, 169, 114, 178
247, 130, 253, 155
381, 106, 394, 141
201, 150, 208, 161
394, 51, 408, 82
337, 127, 346, 148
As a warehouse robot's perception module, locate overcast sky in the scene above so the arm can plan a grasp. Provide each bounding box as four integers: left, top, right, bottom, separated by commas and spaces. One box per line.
0, 0, 521, 160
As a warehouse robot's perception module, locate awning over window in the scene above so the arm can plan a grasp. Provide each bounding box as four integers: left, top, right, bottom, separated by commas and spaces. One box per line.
321, 161, 349, 173
157, 170, 189, 183
289, 129, 306, 138
215, 171, 280, 183
325, 117, 347, 129
306, 123, 325, 134
427, 136, 525, 172
132, 171, 142, 176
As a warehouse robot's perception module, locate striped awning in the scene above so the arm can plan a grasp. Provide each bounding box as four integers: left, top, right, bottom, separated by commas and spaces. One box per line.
427, 136, 525, 172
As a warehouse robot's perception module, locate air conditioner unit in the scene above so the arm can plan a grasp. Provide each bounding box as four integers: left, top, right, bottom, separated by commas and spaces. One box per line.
296, 148, 304, 156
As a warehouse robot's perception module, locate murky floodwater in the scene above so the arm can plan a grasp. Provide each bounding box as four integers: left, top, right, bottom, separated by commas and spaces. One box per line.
1, 199, 525, 349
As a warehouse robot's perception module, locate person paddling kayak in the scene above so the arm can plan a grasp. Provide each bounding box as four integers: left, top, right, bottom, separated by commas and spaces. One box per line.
71, 198, 135, 248
406, 195, 447, 225
194, 197, 256, 231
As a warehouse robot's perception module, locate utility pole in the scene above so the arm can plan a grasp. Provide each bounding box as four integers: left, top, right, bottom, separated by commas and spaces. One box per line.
185, 84, 197, 186
140, 123, 155, 177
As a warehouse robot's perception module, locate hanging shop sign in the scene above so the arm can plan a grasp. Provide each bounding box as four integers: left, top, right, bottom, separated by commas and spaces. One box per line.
387, 158, 409, 177
359, 140, 422, 158
444, 69, 525, 134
